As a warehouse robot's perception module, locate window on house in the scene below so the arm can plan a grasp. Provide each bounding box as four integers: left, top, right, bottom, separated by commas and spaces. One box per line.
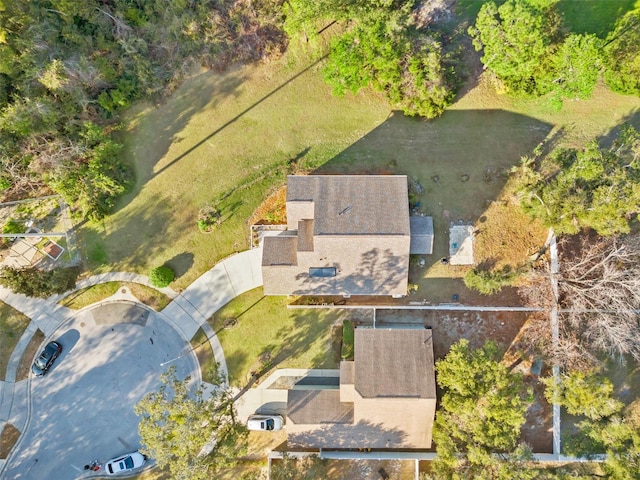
309, 267, 337, 277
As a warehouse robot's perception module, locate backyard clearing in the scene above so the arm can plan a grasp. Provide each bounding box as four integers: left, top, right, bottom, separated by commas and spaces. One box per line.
375, 308, 552, 453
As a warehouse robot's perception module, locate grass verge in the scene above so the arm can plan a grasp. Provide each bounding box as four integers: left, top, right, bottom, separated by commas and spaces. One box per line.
210, 288, 344, 387
190, 328, 218, 384
341, 320, 354, 360
16, 329, 44, 381
59, 282, 171, 311
0, 302, 30, 380
0, 423, 20, 459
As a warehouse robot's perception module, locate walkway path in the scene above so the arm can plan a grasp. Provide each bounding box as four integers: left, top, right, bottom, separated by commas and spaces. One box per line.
0, 248, 263, 477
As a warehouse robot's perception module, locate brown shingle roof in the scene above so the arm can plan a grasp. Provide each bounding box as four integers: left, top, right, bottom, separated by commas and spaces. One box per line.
354, 328, 436, 399
297, 219, 314, 252
287, 390, 354, 425
286, 175, 410, 236
262, 236, 298, 266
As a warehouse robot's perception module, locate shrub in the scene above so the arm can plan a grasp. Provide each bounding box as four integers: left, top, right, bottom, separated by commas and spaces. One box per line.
464, 267, 516, 295
149, 266, 174, 288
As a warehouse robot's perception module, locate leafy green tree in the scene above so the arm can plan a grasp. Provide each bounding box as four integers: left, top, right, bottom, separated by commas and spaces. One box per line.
518, 125, 640, 236
0, 0, 285, 214
0, 266, 79, 297
603, 11, 640, 96
135, 366, 247, 480
469, 0, 560, 95
549, 34, 602, 108
551, 370, 640, 479
543, 371, 623, 421
430, 340, 534, 479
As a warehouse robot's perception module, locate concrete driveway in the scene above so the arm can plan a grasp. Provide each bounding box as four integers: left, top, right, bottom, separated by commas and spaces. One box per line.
3, 303, 198, 480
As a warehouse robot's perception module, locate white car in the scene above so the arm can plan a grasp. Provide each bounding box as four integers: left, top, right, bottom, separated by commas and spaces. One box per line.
104, 451, 146, 475
247, 414, 284, 431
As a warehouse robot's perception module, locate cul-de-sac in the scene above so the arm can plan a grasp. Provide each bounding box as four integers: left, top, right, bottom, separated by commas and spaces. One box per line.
1, 1, 640, 479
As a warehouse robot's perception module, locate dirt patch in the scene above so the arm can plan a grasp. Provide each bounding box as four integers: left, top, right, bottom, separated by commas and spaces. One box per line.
16, 329, 44, 381
325, 459, 415, 480
0, 423, 20, 459
520, 374, 554, 453
473, 188, 548, 272
376, 309, 528, 360
249, 185, 287, 225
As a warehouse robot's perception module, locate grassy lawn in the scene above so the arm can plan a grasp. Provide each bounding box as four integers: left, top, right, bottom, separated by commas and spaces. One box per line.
0, 302, 31, 381
557, 0, 639, 37
341, 320, 354, 360
16, 328, 44, 381
77, 55, 389, 290
210, 288, 344, 387
59, 282, 171, 311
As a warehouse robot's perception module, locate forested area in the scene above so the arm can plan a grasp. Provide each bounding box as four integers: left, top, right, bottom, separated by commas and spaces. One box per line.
1, 0, 639, 220
0, 0, 285, 218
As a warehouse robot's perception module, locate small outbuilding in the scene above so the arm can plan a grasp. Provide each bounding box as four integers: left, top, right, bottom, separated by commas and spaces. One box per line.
409, 216, 434, 255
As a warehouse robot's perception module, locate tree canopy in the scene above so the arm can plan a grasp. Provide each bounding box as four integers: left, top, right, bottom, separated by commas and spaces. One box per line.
134, 366, 247, 480
517, 125, 640, 236
285, 0, 458, 118
469, 0, 637, 106
603, 11, 640, 96
544, 371, 623, 421
469, 0, 560, 96
551, 370, 640, 480
429, 340, 534, 479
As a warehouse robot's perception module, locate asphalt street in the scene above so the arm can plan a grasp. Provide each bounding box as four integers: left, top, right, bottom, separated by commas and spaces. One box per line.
2, 303, 197, 480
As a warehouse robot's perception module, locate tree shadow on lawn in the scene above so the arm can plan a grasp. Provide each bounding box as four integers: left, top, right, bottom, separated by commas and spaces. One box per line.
557, 0, 638, 38
117, 68, 249, 211
229, 308, 347, 391
165, 252, 194, 280
78, 192, 178, 272
597, 107, 640, 149
140, 55, 327, 188
314, 109, 554, 274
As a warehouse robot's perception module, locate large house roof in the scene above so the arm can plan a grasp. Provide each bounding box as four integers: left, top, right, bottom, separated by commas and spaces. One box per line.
286, 327, 437, 449
354, 328, 436, 399
286, 175, 410, 236
262, 175, 411, 296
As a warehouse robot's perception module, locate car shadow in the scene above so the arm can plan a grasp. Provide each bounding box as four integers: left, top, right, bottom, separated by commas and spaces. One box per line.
50, 329, 80, 372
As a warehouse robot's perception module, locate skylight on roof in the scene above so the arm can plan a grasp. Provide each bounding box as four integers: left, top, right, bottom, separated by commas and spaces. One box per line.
309, 267, 336, 277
